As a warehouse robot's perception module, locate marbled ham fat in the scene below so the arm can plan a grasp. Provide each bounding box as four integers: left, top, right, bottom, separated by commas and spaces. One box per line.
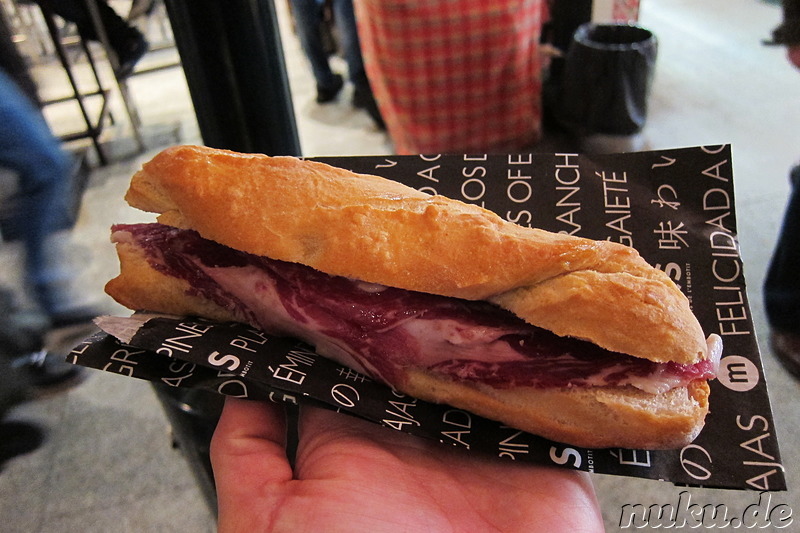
112, 223, 715, 393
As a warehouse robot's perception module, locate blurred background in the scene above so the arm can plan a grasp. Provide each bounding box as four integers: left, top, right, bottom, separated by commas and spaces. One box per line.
0, 0, 798, 531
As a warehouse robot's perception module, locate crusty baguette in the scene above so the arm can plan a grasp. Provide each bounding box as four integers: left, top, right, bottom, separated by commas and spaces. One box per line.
405, 370, 710, 450
105, 145, 715, 449
115, 145, 707, 366
106, 239, 240, 324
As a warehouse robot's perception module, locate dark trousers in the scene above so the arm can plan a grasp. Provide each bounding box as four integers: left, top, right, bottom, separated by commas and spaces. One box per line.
765, 164, 800, 334
35, 0, 139, 51
289, 0, 368, 90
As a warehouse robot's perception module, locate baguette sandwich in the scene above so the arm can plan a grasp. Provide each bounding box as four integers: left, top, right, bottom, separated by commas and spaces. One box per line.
105, 145, 720, 449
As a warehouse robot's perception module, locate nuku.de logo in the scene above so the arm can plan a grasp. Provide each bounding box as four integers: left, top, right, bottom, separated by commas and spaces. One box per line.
618, 491, 792, 529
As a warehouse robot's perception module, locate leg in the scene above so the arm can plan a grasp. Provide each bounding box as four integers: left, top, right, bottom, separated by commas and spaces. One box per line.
330, 0, 366, 86
0, 69, 73, 314
36, 0, 137, 46
289, 0, 342, 100
35, 0, 147, 76
764, 164, 800, 376
331, 0, 383, 127
765, 165, 800, 331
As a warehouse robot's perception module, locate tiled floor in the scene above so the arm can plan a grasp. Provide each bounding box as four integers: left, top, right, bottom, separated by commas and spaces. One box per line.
1, 1, 799, 531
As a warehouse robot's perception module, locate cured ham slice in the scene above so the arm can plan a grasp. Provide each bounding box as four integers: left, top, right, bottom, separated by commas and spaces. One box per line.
112, 223, 715, 395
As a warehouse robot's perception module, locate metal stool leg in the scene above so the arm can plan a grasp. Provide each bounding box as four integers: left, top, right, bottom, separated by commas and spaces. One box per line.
39, 6, 109, 165
83, 0, 145, 153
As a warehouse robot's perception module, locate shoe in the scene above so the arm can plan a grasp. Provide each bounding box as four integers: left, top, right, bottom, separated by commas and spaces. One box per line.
13, 350, 85, 392
0, 308, 49, 357
0, 420, 45, 469
115, 32, 149, 79
353, 84, 386, 130
316, 74, 344, 103
0, 356, 33, 415
770, 330, 800, 379
0, 288, 49, 356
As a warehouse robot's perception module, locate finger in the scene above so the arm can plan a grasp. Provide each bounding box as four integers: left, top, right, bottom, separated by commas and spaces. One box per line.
210, 397, 293, 526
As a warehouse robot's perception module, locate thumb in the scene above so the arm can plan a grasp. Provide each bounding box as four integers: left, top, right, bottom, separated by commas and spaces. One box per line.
210, 397, 293, 531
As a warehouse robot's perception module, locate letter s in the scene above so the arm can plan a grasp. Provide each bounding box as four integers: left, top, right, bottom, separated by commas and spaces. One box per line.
736, 414, 769, 432
208, 350, 240, 371
549, 446, 582, 468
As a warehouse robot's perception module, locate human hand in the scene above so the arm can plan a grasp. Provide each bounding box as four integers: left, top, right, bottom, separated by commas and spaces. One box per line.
210, 397, 604, 533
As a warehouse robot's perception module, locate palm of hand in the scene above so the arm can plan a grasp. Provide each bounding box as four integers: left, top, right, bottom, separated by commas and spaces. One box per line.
211, 398, 602, 533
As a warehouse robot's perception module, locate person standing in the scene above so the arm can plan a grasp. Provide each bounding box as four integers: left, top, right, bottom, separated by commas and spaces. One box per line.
353, 0, 544, 154
289, 0, 383, 128
764, 0, 800, 376
0, 65, 92, 466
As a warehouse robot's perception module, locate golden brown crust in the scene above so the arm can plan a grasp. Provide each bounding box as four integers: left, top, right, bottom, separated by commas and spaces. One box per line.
116, 145, 707, 365
106, 240, 242, 324
404, 370, 710, 449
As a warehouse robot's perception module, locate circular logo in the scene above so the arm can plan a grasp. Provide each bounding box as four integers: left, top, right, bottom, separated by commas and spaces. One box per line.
716, 355, 760, 392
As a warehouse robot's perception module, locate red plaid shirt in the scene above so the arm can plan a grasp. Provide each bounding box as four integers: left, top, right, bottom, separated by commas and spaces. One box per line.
355, 0, 545, 154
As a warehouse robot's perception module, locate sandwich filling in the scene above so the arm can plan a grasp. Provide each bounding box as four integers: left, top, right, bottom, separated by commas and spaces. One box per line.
112, 223, 717, 394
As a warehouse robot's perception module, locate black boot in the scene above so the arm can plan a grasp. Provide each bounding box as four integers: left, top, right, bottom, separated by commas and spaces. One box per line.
353, 82, 385, 130
0, 289, 49, 356
113, 30, 149, 79
13, 350, 85, 392
0, 420, 45, 470
1, 288, 85, 394
316, 73, 344, 103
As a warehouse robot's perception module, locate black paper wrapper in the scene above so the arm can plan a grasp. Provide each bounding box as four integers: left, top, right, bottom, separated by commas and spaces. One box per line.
69, 146, 786, 491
